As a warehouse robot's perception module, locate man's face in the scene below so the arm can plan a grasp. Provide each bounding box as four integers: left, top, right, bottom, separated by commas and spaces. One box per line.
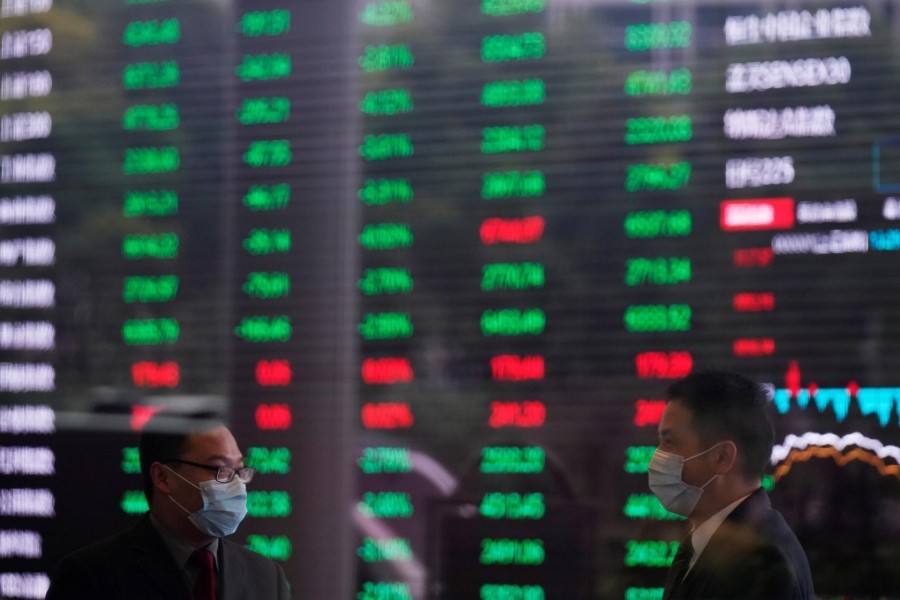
167, 426, 244, 513
657, 400, 712, 489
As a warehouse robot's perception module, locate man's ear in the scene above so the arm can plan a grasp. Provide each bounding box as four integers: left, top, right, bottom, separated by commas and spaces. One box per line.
712, 440, 738, 475
150, 462, 173, 496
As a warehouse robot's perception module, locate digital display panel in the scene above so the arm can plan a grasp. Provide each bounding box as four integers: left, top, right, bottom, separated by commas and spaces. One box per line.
1, 1, 899, 599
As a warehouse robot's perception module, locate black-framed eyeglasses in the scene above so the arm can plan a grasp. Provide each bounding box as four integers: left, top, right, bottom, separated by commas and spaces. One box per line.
163, 459, 255, 484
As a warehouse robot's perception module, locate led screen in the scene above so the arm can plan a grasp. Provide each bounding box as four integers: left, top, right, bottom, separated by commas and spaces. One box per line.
1, 1, 899, 599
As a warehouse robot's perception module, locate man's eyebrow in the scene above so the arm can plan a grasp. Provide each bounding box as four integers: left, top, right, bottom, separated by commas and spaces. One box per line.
206, 454, 243, 463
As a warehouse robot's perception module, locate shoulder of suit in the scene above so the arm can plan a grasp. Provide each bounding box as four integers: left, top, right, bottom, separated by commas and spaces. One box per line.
56, 516, 158, 565
221, 537, 282, 569
62, 527, 138, 560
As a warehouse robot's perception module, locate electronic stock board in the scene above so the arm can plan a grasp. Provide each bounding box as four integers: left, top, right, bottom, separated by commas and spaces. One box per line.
1, 0, 899, 598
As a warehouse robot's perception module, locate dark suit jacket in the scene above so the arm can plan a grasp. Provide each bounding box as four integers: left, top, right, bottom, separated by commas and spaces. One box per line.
667, 488, 814, 600
45, 514, 291, 600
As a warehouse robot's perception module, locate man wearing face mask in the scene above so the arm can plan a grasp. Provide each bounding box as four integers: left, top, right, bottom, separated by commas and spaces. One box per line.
46, 412, 291, 599
649, 371, 813, 600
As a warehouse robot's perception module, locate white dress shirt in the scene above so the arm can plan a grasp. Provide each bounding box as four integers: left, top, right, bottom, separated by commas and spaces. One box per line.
685, 492, 753, 575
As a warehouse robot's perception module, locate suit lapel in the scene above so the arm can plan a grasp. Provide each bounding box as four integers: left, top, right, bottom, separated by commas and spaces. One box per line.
219, 539, 246, 600
129, 516, 193, 600
669, 524, 734, 600
674, 490, 770, 599
675, 544, 714, 599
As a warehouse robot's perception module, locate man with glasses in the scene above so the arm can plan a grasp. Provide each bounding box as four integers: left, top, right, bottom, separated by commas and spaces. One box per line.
46, 413, 291, 599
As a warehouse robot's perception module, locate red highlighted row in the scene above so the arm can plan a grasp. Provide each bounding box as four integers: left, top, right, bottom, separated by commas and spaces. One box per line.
635, 352, 692, 379
721, 198, 794, 231
480, 216, 545, 245
362, 402, 414, 429
491, 355, 545, 381
634, 399, 666, 427
256, 403, 292, 430
360, 401, 548, 429
733, 338, 775, 357
256, 360, 292, 386
733, 247, 773, 267
132, 361, 179, 388
134, 401, 296, 433
733, 292, 775, 312
360, 356, 548, 384
489, 400, 546, 428
362, 358, 414, 384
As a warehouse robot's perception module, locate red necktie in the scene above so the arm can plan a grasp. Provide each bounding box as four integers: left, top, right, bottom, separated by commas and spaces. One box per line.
190, 548, 216, 600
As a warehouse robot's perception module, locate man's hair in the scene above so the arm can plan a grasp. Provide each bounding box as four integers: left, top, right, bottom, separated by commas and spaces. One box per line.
666, 370, 774, 480
139, 411, 224, 506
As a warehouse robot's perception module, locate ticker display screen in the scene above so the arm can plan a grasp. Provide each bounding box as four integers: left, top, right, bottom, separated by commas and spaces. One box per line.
1, 1, 899, 599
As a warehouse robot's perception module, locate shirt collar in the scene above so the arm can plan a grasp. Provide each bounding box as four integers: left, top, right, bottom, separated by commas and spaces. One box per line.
686, 491, 753, 571
149, 513, 220, 570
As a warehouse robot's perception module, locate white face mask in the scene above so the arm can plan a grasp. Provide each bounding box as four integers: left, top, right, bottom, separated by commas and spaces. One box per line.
164, 465, 248, 537
647, 444, 721, 517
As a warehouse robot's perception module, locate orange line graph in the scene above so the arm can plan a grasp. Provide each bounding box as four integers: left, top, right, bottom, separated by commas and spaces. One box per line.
774, 447, 900, 481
